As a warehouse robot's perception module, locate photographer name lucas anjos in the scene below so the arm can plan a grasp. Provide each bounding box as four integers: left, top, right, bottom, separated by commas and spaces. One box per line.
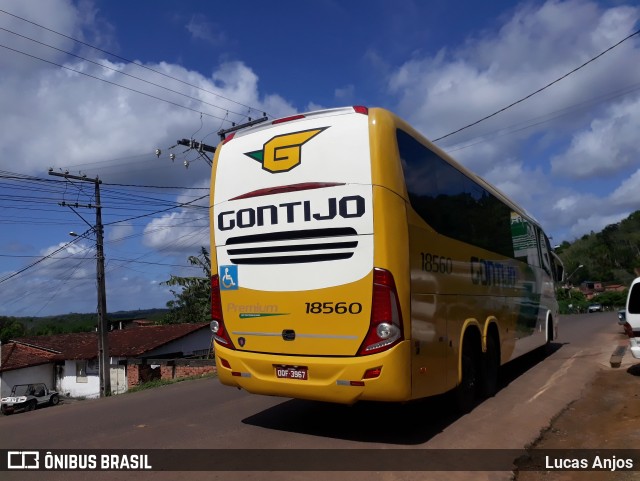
545, 455, 634, 471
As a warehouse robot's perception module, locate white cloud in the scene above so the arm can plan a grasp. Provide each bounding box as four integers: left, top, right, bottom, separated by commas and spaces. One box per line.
567, 212, 632, 238
482, 158, 547, 207
553, 195, 581, 213
107, 224, 134, 242
610, 168, 640, 207
551, 97, 640, 178
0, 0, 82, 73
143, 211, 208, 253
386, 0, 640, 242
0, 1, 300, 315
185, 14, 226, 45
335, 84, 355, 100
0, 53, 296, 179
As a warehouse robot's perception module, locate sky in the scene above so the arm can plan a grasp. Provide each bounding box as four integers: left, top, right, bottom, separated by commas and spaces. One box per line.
0, 0, 639, 317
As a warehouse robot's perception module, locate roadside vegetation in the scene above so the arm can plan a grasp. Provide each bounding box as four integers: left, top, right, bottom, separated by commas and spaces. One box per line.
556, 288, 627, 314
126, 371, 217, 393
556, 210, 640, 287
159, 247, 211, 325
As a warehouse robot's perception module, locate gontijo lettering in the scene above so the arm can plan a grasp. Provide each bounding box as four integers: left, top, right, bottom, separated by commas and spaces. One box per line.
218, 195, 365, 231
470, 256, 517, 287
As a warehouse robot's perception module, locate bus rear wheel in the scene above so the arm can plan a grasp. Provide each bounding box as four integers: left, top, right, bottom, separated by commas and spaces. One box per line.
480, 334, 500, 398
456, 339, 480, 413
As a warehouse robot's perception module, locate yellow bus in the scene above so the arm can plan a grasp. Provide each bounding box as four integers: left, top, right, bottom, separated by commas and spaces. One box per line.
209, 106, 563, 410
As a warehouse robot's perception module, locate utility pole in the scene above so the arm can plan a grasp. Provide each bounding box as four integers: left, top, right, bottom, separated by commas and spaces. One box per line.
48, 171, 111, 398
166, 116, 268, 168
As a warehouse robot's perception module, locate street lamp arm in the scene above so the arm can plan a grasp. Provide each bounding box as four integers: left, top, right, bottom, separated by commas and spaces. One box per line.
565, 264, 584, 284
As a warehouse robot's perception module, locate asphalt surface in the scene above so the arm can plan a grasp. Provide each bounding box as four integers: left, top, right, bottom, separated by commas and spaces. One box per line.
0, 311, 627, 481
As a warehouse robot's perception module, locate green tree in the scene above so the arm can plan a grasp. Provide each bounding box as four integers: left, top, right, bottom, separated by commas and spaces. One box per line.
558, 210, 640, 285
0, 317, 27, 343
557, 289, 588, 314
161, 247, 211, 324
592, 290, 628, 310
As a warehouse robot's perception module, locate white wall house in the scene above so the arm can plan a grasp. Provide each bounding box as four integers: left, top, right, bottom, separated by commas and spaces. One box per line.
56, 358, 127, 399
0, 342, 56, 397
2, 323, 211, 399
1, 363, 54, 398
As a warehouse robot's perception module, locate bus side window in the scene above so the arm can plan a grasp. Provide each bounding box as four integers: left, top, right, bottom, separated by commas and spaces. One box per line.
537, 228, 552, 275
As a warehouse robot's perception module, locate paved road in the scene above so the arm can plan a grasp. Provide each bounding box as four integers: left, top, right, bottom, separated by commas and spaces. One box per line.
0, 311, 622, 481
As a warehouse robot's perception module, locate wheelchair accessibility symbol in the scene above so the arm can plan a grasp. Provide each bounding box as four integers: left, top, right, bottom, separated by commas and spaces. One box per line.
220, 265, 238, 290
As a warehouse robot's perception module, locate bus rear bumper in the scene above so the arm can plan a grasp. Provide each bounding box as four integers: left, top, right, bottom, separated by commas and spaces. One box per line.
214, 341, 412, 404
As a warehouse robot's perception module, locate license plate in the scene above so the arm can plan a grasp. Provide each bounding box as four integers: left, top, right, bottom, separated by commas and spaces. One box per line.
275, 366, 308, 380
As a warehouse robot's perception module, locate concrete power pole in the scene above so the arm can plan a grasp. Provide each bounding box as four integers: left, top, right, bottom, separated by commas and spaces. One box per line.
48, 171, 111, 397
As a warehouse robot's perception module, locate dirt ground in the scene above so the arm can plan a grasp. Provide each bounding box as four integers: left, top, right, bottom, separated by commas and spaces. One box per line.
514, 352, 640, 480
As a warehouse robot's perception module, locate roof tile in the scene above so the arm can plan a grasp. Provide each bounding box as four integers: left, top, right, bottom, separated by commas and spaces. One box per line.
8, 322, 209, 365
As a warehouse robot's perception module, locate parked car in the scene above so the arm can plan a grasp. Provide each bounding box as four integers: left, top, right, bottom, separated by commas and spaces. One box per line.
0, 383, 59, 415
588, 304, 602, 313
618, 309, 626, 325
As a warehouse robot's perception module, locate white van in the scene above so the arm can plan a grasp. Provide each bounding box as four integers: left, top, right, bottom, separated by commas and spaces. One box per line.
622, 277, 640, 359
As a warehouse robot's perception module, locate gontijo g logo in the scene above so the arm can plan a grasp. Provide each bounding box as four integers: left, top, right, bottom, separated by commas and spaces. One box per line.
244, 127, 328, 173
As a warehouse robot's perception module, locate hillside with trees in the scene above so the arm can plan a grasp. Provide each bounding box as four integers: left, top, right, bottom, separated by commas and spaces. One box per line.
555, 210, 640, 287
554, 210, 640, 313
0, 309, 168, 343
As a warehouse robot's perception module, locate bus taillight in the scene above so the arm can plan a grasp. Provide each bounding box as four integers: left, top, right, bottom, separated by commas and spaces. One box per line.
357, 268, 404, 356
211, 275, 235, 349
272, 114, 306, 124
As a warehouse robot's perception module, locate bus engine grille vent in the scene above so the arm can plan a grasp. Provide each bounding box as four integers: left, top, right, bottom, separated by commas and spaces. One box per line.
225, 227, 358, 265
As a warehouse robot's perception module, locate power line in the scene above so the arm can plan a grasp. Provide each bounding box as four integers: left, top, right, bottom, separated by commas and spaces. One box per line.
102, 182, 208, 190
0, 170, 208, 190
0, 26, 248, 119
0, 8, 269, 119
109, 258, 201, 268
0, 254, 199, 268
0, 42, 229, 121
433, 27, 640, 142
30, 256, 90, 317
444, 79, 640, 153
0, 228, 90, 285
102, 193, 209, 226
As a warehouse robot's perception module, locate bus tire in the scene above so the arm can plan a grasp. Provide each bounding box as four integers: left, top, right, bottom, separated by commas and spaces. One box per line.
480, 333, 499, 398
456, 338, 479, 413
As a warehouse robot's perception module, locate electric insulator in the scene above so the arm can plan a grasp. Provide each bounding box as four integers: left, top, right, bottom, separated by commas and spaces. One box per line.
184, 160, 189, 169
155, 148, 161, 157
170, 153, 176, 161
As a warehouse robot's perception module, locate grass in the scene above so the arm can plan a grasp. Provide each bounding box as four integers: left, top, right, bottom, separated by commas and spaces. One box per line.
127, 372, 217, 393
